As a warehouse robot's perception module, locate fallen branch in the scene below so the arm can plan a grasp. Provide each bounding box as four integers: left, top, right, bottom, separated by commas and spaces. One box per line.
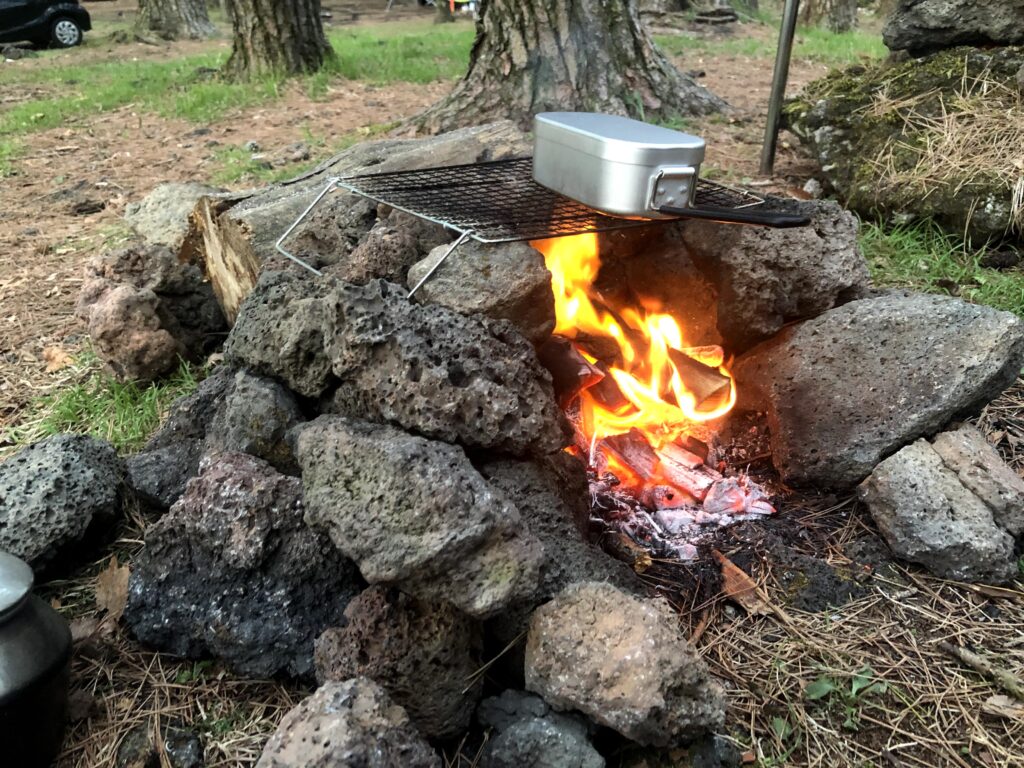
937, 640, 1024, 701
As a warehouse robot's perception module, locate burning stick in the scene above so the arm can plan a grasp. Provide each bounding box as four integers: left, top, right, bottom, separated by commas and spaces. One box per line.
666, 349, 733, 413
537, 336, 604, 406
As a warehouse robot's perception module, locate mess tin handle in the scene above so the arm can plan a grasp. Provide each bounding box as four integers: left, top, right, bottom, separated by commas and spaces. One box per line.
658, 204, 811, 228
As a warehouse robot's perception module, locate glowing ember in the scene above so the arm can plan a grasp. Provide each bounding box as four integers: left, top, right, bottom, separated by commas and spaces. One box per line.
533, 233, 736, 453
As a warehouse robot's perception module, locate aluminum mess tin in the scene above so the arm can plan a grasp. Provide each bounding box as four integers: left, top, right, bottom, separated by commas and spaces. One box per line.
532, 112, 706, 220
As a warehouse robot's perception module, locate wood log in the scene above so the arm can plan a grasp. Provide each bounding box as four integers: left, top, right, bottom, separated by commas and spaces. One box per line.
654, 445, 721, 501
667, 348, 732, 412
600, 429, 659, 479
537, 336, 604, 406
182, 122, 530, 325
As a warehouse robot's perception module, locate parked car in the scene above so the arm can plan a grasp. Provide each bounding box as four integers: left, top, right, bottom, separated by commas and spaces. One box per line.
0, 0, 91, 48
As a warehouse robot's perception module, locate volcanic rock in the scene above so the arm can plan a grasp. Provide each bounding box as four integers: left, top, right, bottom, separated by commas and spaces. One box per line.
115, 722, 204, 768
859, 433, 1018, 583
407, 240, 556, 345
227, 271, 568, 455
296, 416, 544, 618
478, 455, 641, 646
734, 292, 1024, 488
126, 439, 204, 511
125, 453, 362, 679
76, 243, 226, 382
314, 586, 482, 740
205, 370, 305, 474
477, 690, 604, 768
146, 366, 236, 449
524, 582, 726, 746
255, 678, 440, 768
679, 199, 868, 350
0, 434, 125, 568
883, 0, 1024, 54
124, 182, 223, 258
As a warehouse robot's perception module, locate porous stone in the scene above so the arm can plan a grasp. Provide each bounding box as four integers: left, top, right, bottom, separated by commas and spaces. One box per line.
124, 182, 223, 257
883, 0, 1024, 54
477, 691, 604, 768
115, 722, 204, 768
126, 439, 203, 511
734, 292, 1024, 488
0, 434, 125, 568
146, 366, 236, 449
679, 199, 869, 350
76, 243, 226, 382
525, 582, 726, 746
858, 438, 1017, 583
205, 370, 305, 474
407, 240, 556, 345
314, 585, 482, 740
478, 455, 640, 646
296, 416, 544, 618
255, 678, 440, 768
932, 424, 1024, 537
227, 271, 568, 455
125, 453, 362, 679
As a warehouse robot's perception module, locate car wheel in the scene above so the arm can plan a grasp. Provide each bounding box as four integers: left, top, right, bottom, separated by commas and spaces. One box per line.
50, 18, 83, 48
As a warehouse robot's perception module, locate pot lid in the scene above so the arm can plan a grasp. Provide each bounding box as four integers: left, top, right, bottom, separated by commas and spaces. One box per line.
0, 551, 34, 621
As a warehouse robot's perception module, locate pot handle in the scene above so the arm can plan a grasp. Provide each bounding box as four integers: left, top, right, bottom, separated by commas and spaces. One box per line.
658, 204, 810, 228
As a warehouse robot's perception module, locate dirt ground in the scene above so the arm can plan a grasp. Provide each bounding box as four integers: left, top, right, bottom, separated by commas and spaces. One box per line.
0, 2, 825, 434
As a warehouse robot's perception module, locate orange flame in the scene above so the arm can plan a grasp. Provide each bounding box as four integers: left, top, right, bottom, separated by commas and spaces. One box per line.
534, 233, 736, 450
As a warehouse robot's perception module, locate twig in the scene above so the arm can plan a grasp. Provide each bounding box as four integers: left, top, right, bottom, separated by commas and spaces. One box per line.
936, 640, 1024, 701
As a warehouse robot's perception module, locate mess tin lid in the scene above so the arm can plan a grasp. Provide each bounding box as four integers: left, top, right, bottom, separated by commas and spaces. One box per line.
0, 551, 34, 622
534, 112, 706, 167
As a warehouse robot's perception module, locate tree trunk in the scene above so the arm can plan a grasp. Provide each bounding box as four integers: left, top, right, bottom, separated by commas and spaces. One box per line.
801, 0, 858, 32
435, 1, 455, 23
413, 0, 725, 133
135, 0, 216, 40
222, 0, 332, 80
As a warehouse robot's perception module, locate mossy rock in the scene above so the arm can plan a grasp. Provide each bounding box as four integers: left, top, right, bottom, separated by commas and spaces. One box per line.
784, 46, 1024, 243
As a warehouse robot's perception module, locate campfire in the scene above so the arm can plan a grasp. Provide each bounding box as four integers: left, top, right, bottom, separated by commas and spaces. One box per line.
534, 232, 775, 562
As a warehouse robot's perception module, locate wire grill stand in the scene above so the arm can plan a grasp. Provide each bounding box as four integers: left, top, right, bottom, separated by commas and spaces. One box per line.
275, 157, 765, 296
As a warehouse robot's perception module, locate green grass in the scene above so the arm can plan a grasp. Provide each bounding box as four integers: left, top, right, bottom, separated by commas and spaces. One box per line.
5, 354, 203, 453
0, 20, 473, 171
860, 220, 1024, 316
655, 24, 886, 66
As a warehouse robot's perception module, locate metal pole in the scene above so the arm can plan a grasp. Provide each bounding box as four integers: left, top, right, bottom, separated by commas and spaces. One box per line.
759, 0, 800, 176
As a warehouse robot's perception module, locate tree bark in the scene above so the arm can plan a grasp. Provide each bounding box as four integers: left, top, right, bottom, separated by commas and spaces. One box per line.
801, 0, 858, 32
135, 0, 216, 40
413, 0, 725, 133
222, 0, 332, 80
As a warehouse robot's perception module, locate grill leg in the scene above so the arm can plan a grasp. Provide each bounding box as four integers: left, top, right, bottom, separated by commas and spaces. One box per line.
274, 177, 341, 277
407, 230, 473, 300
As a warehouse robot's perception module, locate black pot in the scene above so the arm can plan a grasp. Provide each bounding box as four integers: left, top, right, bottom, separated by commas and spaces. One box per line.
0, 551, 72, 768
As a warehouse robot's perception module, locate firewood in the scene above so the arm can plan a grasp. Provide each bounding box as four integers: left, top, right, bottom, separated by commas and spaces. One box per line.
537, 336, 604, 406
667, 348, 732, 412
654, 445, 721, 501
587, 363, 631, 411
602, 532, 652, 573
601, 429, 659, 479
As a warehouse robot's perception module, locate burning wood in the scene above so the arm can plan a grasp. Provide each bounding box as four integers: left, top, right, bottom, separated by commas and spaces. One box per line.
537, 336, 604, 406
665, 349, 732, 413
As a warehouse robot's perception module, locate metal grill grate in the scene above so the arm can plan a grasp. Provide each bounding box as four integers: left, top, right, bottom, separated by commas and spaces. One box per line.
336, 157, 763, 243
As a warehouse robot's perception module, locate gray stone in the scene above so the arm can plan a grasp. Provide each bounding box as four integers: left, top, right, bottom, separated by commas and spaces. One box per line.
146, 366, 236, 450
314, 585, 482, 740
478, 455, 641, 647
115, 723, 204, 768
124, 182, 223, 257
525, 582, 726, 747
296, 416, 544, 618
407, 240, 556, 345
883, 0, 1024, 54
858, 438, 1017, 583
734, 292, 1024, 488
227, 271, 568, 456
255, 678, 440, 768
0, 434, 125, 568
477, 691, 604, 768
76, 243, 226, 382
205, 370, 305, 474
679, 199, 869, 350
126, 439, 203, 511
125, 453, 362, 679
932, 424, 1024, 537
